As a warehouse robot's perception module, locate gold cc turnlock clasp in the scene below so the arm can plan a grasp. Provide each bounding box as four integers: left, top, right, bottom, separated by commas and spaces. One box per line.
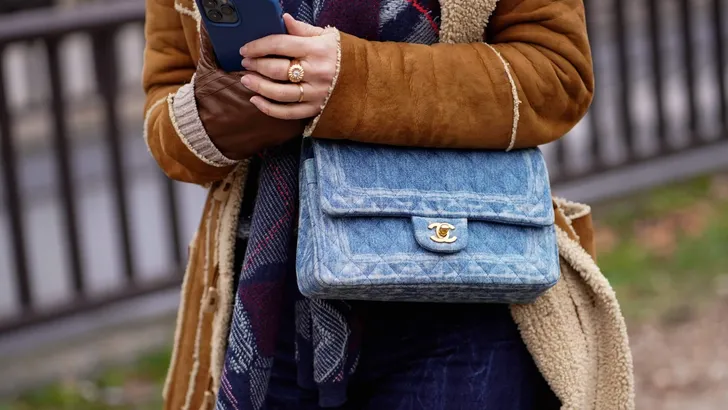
428, 222, 457, 243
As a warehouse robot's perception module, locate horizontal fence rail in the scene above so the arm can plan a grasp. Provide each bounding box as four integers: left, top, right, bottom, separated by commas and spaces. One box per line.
0, 0, 727, 334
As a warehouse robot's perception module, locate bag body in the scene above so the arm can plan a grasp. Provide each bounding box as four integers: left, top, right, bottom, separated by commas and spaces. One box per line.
296, 139, 560, 303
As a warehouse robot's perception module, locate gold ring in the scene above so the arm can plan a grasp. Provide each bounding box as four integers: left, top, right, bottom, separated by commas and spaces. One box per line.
297, 84, 305, 103
288, 59, 305, 83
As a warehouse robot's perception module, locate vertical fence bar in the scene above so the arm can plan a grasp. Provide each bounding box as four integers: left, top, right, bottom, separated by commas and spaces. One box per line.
712, 0, 727, 136
613, 0, 636, 161
647, 0, 668, 152
679, 0, 699, 139
45, 37, 85, 296
584, 0, 603, 171
92, 28, 135, 283
553, 138, 567, 181
163, 177, 182, 266
0, 45, 33, 311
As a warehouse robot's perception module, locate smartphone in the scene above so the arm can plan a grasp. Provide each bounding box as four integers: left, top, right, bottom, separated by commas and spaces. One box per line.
195, 0, 287, 72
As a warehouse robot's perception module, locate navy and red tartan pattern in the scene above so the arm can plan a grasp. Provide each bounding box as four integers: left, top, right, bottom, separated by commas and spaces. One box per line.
217, 141, 301, 410
216, 0, 441, 408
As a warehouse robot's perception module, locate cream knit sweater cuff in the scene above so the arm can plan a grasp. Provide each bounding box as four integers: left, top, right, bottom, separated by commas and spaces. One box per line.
169, 75, 239, 168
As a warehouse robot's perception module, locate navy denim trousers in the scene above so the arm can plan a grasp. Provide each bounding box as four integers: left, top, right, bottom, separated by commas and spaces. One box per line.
231, 234, 560, 410
265, 293, 560, 409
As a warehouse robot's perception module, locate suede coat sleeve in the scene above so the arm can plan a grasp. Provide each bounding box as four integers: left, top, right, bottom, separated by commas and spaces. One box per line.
143, 0, 235, 184
308, 0, 594, 149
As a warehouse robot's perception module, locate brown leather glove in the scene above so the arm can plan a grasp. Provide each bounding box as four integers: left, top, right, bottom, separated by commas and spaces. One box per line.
194, 26, 304, 160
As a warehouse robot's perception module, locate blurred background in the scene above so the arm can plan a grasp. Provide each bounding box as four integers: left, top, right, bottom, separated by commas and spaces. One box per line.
0, 0, 726, 409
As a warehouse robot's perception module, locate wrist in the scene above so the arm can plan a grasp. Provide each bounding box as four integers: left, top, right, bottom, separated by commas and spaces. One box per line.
170, 77, 239, 167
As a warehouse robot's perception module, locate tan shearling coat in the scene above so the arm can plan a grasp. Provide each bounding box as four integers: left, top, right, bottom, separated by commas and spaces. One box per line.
142, 0, 635, 409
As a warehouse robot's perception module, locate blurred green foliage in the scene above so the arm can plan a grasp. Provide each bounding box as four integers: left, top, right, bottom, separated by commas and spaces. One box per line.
0, 350, 170, 410
595, 173, 728, 321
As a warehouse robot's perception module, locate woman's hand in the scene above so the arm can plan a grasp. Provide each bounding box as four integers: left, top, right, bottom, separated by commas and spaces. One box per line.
239, 14, 338, 120
191, 24, 305, 161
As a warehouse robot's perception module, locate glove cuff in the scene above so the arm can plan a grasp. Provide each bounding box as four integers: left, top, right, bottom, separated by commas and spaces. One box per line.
169, 74, 239, 168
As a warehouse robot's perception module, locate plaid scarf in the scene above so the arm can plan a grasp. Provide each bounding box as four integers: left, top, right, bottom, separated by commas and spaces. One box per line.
216, 1, 440, 409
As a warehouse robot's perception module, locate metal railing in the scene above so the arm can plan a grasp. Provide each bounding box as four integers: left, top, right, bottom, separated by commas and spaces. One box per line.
0, 0, 727, 335
0, 1, 182, 333
551, 0, 728, 179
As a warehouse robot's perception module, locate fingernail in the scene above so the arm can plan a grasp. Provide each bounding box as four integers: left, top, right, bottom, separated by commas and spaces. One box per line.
241, 58, 250, 69
241, 76, 251, 87
240, 46, 248, 56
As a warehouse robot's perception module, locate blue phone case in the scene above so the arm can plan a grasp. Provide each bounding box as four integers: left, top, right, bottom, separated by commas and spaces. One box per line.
195, 0, 286, 72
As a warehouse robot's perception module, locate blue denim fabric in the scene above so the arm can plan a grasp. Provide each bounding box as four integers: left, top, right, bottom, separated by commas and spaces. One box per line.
266, 290, 560, 410
296, 140, 560, 303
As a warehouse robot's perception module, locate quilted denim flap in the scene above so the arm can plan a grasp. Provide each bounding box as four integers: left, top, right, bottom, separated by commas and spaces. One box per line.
313, 140, 554, 226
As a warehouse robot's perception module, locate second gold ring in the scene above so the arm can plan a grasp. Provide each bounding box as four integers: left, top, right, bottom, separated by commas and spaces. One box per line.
297, 84, 305, 103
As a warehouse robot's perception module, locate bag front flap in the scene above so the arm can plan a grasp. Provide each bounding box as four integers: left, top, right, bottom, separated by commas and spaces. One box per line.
312, 140, 554, 227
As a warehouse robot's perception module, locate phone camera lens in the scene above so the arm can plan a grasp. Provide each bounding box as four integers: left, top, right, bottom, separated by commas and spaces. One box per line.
207, 9, 223, 21
220, 4, 234, 15
203, 0, 217, 8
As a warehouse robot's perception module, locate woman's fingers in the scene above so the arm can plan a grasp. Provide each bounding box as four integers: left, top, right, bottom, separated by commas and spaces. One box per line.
283, 13, 324, 37
249, 95, 321, 120
239, 16, 335, 120
241, 73, 322, 103
240, 34, 313, 58
242, 57, 311, 82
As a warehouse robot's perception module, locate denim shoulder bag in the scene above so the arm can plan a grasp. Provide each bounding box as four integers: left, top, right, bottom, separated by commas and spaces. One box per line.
296, 139, 559, 303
